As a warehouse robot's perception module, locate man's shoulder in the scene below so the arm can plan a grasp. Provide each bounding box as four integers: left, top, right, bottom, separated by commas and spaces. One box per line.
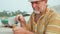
46, 7, 60, 19
47, 7, 59, 15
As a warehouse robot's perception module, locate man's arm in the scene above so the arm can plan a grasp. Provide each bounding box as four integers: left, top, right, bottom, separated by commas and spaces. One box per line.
45, 14, 60, 34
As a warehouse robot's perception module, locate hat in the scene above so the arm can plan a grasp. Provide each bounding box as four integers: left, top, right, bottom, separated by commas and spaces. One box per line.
29, 0, 38, 2
29, 0, 47, 3
29, 0, 40, 2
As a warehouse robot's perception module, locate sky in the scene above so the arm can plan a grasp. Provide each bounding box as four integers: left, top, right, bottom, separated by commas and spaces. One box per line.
0, 0, 60, 13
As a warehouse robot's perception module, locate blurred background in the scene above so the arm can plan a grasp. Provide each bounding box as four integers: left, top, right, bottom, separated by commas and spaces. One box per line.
0, 0, 60, 34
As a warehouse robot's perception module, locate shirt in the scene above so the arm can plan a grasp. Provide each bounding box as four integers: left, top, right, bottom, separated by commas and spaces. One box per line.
26, 7, 60, 34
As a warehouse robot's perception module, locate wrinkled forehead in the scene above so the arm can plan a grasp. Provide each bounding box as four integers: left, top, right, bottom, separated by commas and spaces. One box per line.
29, 0, 43, 2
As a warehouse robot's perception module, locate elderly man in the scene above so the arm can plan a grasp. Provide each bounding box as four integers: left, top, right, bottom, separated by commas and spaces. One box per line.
13, 0, 60, 34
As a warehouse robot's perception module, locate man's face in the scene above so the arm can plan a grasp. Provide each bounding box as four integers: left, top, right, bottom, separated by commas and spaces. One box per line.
31, 0, 47, 14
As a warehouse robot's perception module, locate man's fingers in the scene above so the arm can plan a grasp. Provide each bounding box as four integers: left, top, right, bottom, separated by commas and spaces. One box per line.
15, 14, 26, 28
16, 14, 25, 22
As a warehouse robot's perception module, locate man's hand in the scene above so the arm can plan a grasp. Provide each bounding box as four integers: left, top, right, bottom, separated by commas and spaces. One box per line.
13, 26, 34, 34
15, 14, 26, 28
13, 26, 26, 34
16, 14, 25, 23
14, 14, 34, 34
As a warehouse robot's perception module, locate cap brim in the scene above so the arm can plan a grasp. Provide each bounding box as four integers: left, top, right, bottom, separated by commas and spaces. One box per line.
28, 0, 39, 2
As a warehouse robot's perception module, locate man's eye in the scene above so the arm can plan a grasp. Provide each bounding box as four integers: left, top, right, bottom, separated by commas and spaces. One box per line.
35, 1, 41, 4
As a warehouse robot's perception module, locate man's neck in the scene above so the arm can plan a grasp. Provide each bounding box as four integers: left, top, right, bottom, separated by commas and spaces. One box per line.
34, 13, 41, 23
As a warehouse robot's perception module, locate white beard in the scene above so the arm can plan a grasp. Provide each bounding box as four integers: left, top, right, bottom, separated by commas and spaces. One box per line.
33, 10, 41, 14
